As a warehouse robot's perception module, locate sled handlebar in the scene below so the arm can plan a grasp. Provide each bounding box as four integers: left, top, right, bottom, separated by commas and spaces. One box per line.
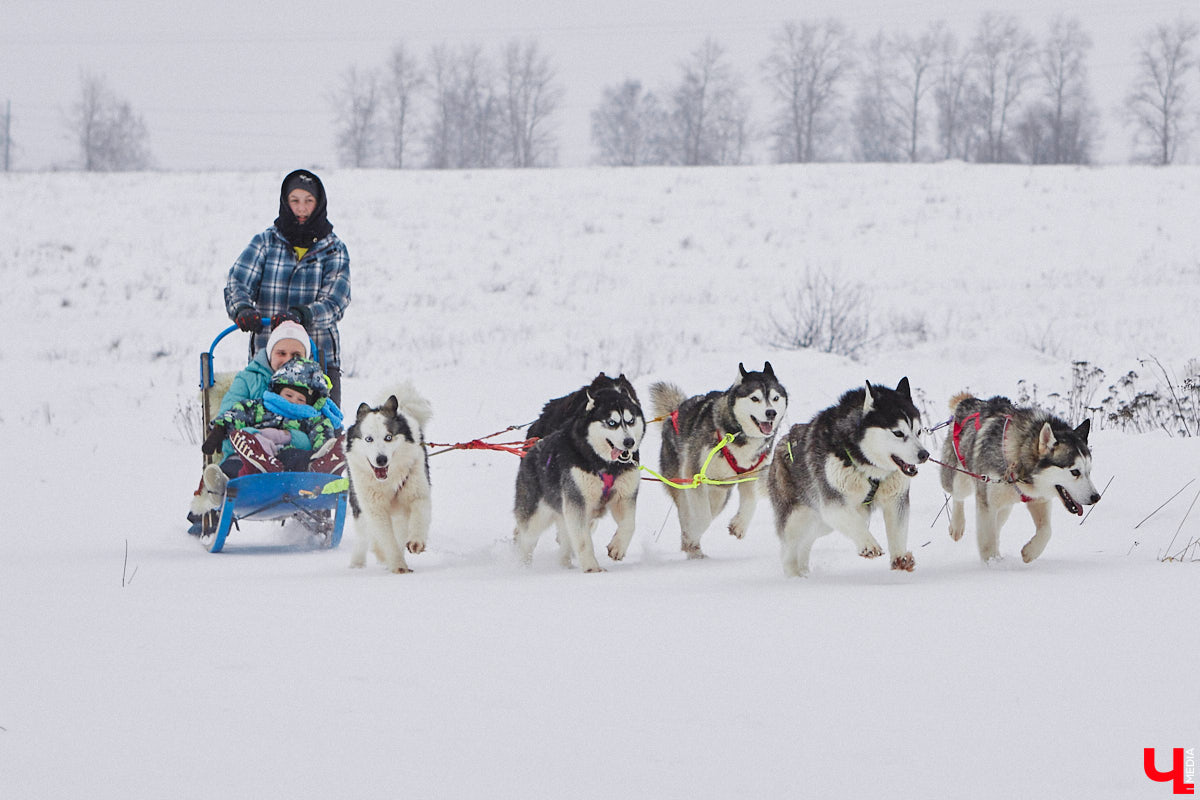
200, 319, 320, 389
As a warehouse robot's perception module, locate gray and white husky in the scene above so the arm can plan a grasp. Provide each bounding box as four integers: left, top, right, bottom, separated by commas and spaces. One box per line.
651, 362, 788, 558
346, 383, 432, 573
514, 374, 646, 572
939, 392, 1100, 564
767, 378, 928, 577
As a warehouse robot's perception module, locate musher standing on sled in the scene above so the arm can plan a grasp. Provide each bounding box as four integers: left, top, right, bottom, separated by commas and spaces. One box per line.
224, 168, 351, 406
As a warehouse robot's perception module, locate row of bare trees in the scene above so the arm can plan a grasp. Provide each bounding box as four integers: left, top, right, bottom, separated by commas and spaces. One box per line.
35, 14, 1200, 170
591, 15, 1200, 167
330, 40, 563, 169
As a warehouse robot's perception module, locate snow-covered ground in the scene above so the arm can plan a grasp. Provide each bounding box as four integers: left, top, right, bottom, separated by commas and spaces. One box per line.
1, 165, 1197, 798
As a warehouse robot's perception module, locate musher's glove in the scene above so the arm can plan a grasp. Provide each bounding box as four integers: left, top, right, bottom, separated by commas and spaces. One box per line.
270, 309, 306, 331
201, 423, 228, 455
234, 306, 263, 333
288, 304, 314, 329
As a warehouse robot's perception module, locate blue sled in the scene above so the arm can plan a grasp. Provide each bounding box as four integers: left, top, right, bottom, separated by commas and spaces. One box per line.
202, 471, 348, 553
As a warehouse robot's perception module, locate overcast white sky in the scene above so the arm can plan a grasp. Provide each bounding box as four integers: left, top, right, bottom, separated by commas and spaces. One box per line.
2, 0, 1197, 170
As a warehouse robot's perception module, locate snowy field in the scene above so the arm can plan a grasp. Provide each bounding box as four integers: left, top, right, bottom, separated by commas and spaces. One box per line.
1, 164, 1197, 798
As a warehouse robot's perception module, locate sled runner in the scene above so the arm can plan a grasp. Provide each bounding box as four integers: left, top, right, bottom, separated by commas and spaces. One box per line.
194, 321, 348, 553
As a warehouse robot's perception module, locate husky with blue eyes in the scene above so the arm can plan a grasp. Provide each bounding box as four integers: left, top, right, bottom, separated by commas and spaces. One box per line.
768, 378, 928, 577
346, 383, 432, 573
651, 363, 789, 559
514, 373, 646, 573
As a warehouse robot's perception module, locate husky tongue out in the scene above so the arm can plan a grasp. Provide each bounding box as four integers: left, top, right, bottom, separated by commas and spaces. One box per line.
373, 464, 389, 480
755, 419, 774, 435
1057, 486, 1083, 515
892, 455, 919, 477
610, 445, 632, 463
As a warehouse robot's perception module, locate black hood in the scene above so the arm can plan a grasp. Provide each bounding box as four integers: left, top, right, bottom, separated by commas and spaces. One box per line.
274, 169, 333, 247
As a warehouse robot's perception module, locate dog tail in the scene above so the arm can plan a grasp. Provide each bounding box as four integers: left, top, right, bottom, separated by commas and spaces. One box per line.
380, 381, 433, 427
947, 391, 974, 413
649, 381, 686, 419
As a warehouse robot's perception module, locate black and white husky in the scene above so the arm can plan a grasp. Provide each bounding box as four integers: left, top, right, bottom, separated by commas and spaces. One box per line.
939, 392, 1101, 564
650, 363, 788, 558
767, 378, 928, 577
346, 383, 432, 574
514, 374, 645, 572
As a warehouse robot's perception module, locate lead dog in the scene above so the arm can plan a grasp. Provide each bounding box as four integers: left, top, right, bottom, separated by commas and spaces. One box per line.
939, 392, 1100, 563
346, 383, 432, 573
768, 378, 928, 577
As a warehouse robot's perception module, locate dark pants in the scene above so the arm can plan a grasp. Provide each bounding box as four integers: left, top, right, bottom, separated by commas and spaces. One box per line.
326, 365, 342, 407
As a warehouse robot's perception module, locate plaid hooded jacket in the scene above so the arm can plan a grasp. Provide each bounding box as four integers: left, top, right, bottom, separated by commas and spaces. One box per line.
223, 226, 351, 369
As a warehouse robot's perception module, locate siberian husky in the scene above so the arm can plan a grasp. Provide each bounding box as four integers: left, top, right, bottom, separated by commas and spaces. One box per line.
939, 393, 1100, 563
346, 384, 432, 573
514, 374, 645, 572
767, 378, 928, 577
650, 362, 788, 558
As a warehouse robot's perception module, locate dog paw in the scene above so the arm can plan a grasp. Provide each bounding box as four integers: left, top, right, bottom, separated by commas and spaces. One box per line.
682, 541, 707, 559
728, 520, 747, 539
407, 540, 425, 554
891, 552, 915, 572
1020, 544, 1043, 563
583, 565, 607, 573
858, 543, 884, 559
948, 523, 964, 542
607, 542, 627, 561
389, 564, 413, 574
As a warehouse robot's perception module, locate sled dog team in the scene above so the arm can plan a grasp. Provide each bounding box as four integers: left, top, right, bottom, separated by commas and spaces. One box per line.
346, 363, 1102, 576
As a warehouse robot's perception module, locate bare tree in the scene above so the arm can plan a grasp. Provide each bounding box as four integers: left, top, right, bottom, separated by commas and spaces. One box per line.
590, 79, 668, 165
852, 31, 905, 162
762, 20, 855, 163
970, 13, 1037, 163
1125, 18, 1199, 165
500, 40, 563, 167
69, 72, 151, 171
664, 38, 751, 166
332, 66, 381, 167
1017, 16, 1098, 164
381, 44, 424, 169
893, 22, 942, 161
424, 43, 503, 169
933, 27, 976, 160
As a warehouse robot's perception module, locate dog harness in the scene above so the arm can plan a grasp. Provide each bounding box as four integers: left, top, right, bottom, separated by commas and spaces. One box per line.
952, 412, 1035, 502
669, 409, 767, 476
720, 444, 768, 475
600, 472, 615, 501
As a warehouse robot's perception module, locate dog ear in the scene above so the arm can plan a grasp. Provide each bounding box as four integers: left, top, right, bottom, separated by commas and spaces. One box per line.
763, 361, 775, 378
738, 362, 749, 382
896, 377, 911, 399
862, 381, 875, 414
383, 395, 399, 416
356, 402, 372, 421
1075, 418, 1091, 441
1038, 422, 1057, 455
585, 391, 595, 412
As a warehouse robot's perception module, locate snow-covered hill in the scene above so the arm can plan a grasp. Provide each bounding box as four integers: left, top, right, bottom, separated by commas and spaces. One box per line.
1, 165, 1196, 799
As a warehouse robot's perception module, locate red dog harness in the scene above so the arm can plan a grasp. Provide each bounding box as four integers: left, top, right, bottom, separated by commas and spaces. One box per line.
670, 410, 767, 475
952, 411, 1034, 502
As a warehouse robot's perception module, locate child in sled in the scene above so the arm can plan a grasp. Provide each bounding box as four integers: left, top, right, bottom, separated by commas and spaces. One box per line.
203, 356, 346, 476
190, 355, 344, 519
